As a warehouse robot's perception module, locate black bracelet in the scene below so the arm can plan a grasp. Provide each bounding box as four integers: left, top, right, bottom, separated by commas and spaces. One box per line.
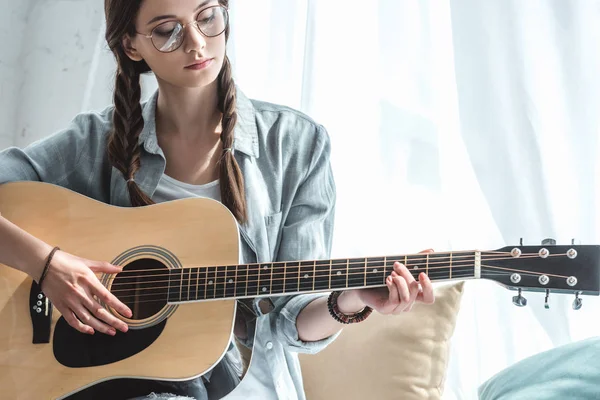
327, 291, 373, 324
38, 246, 60, 291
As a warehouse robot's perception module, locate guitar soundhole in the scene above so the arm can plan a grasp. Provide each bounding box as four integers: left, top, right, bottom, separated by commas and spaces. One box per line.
112, 258, 169, 320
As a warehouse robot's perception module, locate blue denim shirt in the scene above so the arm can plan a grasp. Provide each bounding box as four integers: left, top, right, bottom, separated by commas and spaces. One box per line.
0, 88, 340, 399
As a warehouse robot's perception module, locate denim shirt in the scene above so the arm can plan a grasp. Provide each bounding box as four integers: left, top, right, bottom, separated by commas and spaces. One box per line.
0, 87, 339, 399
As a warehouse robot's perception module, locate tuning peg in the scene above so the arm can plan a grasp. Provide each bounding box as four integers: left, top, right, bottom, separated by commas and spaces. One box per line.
544, 289, 550, 309
520, 238, 523, 246
572, 238, 575, 245
541, 238, 556, 246
512, 288, 527, 307
573, 292, 583, 310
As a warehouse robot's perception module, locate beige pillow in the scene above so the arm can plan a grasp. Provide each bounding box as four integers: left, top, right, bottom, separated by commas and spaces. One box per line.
299, 282, 465, 400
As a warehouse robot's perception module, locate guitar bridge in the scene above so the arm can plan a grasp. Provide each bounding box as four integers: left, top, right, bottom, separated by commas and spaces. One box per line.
29, 282, 52, 344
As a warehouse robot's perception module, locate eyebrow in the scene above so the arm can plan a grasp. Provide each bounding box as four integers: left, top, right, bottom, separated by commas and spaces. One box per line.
147, 0, 212, 25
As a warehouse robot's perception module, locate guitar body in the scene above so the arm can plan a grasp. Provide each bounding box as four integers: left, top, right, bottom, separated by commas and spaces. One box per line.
0, 182, 241, 400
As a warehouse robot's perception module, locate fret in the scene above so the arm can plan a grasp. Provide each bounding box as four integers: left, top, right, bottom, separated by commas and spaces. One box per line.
404, 254, 427, 279
366, 257, 386, 288
247, 264, 259, 297
330, 258, 347, 290
168, 269, 183, 303
225, 265, 237, 299
258, 263, 272, 296
284, 261, 300, 293
347, 258, 366, 289
192, 267, 199, 301
299, 261, 314, 293
196, 267, 207, 301
314, 260, 330, 291
271, 262, 286, 295
215, 266, 226, 299
428, 253, 452, 281
236, 264, 249, 298
184, 268, 192, 302
206, 266, 217, 299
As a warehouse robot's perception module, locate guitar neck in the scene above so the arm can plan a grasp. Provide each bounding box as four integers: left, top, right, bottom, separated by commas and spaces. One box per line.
165, 251, 481, 303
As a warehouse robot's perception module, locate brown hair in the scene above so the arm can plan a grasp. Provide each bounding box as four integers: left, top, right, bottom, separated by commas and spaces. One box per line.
103, 0, 247, 224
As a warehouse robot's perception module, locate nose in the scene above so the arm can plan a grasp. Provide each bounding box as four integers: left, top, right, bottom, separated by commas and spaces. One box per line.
182, 22, 207, 53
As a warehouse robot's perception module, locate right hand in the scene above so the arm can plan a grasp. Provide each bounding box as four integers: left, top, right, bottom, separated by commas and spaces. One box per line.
40, 249, 133, 336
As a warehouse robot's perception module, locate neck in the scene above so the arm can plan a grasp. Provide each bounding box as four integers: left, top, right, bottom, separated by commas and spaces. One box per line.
155, 80, 222, 142
164, 250, 481, 304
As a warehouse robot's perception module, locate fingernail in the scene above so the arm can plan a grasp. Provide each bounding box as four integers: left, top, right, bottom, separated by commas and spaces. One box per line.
108, 329, 116, 336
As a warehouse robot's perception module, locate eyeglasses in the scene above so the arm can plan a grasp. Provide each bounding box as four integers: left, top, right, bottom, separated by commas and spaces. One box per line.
136, 5, 229, 53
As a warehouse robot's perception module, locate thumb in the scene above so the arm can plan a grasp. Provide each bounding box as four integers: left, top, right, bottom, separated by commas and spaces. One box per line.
89, 261, 123, 274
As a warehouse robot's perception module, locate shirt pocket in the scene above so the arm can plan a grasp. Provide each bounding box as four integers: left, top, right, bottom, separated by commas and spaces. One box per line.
264, 211, 283, 260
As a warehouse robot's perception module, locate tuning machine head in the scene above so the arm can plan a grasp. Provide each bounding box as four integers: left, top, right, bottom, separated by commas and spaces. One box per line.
573, 292, 583, 310
512, 288, 527, 307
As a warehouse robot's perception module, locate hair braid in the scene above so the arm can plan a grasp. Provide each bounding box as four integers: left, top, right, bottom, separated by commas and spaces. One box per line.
107, 48, 155, 207
217, 55, 247, 224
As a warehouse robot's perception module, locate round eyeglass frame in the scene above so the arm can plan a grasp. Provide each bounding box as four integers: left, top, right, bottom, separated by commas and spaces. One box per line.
135, 5, 229, 53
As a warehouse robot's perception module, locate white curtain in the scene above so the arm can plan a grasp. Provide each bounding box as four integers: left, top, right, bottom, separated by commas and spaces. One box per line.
227, 1, 600, 398
4, 0, 600, 398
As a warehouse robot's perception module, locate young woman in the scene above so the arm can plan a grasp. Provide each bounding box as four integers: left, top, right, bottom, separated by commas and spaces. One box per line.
0, 1, 435, 399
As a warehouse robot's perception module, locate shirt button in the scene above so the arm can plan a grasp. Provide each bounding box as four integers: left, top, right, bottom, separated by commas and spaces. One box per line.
266, 341, 273, 350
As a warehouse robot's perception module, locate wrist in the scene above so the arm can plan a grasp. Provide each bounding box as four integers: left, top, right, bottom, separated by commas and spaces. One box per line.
27, 239, 55, 282
336, 290, 366, 314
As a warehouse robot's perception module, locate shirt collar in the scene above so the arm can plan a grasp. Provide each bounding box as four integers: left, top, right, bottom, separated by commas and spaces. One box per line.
138, 86, 259, 158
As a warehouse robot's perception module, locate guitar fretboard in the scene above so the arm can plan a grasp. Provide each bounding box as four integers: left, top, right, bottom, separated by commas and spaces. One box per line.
166, 252, 477, 303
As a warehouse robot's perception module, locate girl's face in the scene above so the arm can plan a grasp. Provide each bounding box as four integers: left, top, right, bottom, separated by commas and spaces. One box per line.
125, 0, 227, 89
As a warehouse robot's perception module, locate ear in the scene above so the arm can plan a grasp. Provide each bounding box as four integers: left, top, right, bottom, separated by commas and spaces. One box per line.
122, 34, 144, 62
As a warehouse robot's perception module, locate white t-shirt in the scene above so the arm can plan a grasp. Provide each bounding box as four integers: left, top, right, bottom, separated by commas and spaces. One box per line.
151, 174, 277, 400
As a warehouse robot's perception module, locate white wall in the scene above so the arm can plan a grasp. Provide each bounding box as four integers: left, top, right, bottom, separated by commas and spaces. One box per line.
0, 0, 34, 150
0, 0, 159, 150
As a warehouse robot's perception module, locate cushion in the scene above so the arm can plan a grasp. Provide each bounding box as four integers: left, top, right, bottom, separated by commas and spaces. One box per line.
478, 336, 600, 400
299, 282, 465, 400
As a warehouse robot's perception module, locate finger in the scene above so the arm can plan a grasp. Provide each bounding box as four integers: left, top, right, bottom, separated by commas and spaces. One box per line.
416, 273, 435, 304
394, 261, 416, 285
384, 275, 400, 314
82, 289, 129, 333
63, 308, 94, 335
91, 279, 133, 319
89, 261, 123, 275
419, 249, 435, 254
73, 304, 116, 336
393, 275, 411, 305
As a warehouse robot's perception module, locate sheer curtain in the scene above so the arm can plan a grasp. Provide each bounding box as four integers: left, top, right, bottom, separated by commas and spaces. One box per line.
227, 0, 600, 398
5, 0, 600, 398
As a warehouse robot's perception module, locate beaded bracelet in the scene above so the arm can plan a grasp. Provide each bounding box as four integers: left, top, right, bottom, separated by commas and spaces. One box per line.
38, 246, 60, 291
327, 291, 373, 324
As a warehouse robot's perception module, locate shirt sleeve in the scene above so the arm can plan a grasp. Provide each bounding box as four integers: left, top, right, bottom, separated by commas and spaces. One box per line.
0, 114, 91, 187
269, 123, 341, 354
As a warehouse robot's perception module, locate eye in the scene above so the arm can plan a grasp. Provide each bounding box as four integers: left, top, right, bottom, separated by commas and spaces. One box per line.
153, 21, 179, 37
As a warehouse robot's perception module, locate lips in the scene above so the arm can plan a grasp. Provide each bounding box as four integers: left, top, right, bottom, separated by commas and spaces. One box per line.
185, 58, 213, 69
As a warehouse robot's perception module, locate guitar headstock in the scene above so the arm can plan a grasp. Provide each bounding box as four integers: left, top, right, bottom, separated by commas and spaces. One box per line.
481, 239, 600, 309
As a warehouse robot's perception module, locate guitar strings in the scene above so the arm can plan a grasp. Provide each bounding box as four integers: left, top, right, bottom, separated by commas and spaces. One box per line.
104, 250, 506, 276
108, 252, 568, 283
102, 268, 481, 305
104, 262, 568, 304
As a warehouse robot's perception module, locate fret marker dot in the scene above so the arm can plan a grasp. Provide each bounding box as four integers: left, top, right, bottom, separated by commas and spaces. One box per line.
304, 274, 310, 279
209, 280, 214, 285
262, 287, 267, 292
228, 279, 234, 284
264, 266, 269, 270
414, 266, 419, 270
373, 269, 378, 273
337, 271, 342, 276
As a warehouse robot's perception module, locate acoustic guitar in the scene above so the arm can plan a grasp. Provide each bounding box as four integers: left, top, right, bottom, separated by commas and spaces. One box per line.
0, 181, 598, 399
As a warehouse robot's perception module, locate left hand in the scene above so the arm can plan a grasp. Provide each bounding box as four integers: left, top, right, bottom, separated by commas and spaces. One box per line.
337, 249, 436, 315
